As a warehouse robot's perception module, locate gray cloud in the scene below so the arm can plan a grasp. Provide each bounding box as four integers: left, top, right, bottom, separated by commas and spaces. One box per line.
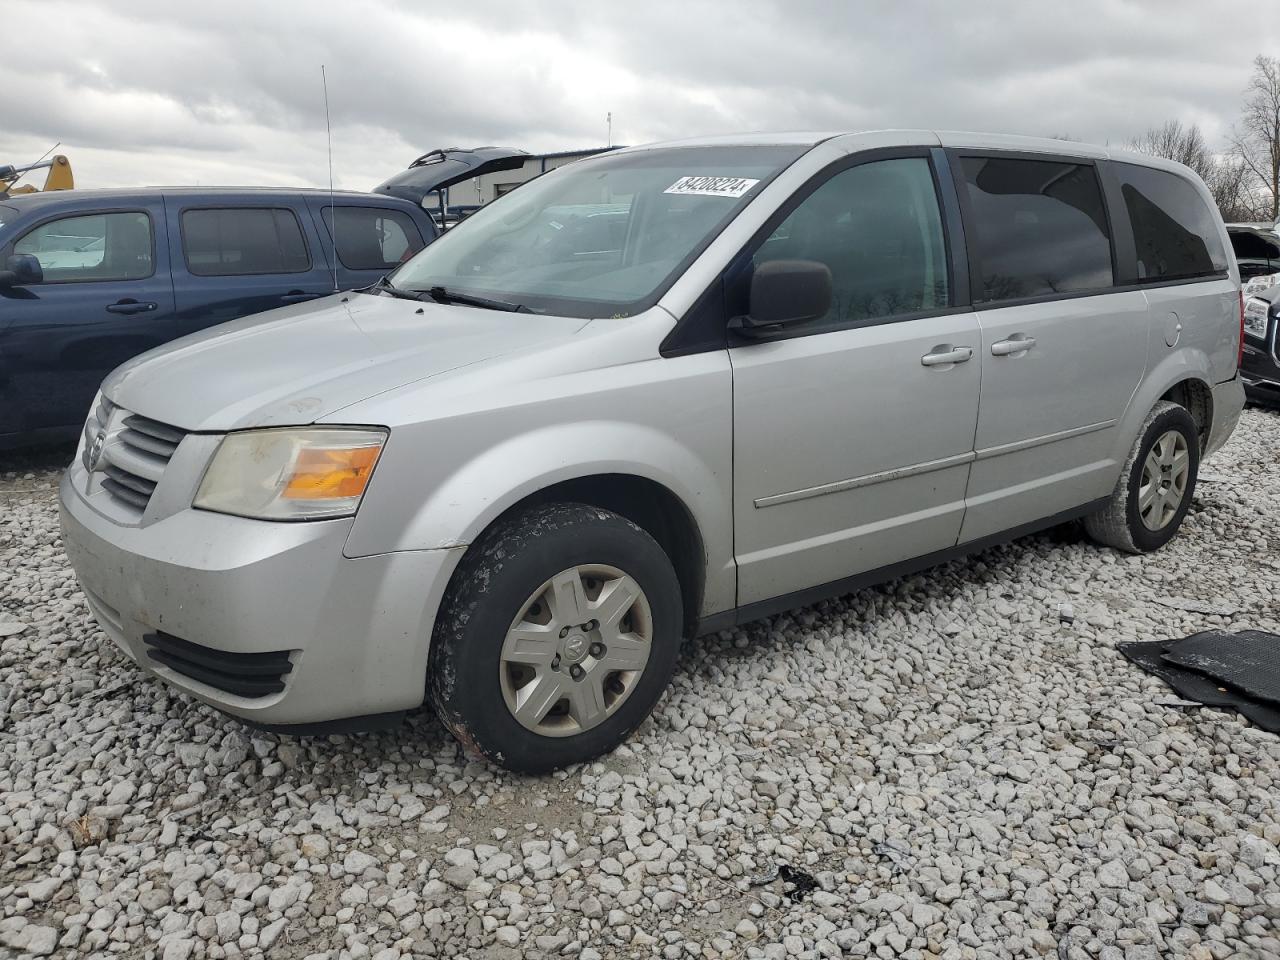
4, 0, 1278, 190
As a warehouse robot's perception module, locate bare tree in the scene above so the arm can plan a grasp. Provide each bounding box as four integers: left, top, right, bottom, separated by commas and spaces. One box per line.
1129, 119, 1269, 222
1209, 153, 1270, 222
1232, 54, 1280, 220
1129, 120, 1215, 179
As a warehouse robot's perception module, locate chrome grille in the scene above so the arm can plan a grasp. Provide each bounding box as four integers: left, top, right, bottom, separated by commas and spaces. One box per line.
81, 395, 114, 472
83, 403, 187, 516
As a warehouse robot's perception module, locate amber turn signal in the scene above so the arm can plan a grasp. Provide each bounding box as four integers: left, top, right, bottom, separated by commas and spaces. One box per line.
284, 446, 382, 500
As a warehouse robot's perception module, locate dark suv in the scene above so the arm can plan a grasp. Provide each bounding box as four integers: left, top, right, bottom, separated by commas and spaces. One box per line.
0, 188, 438, 449
1242, 284, 1280, 405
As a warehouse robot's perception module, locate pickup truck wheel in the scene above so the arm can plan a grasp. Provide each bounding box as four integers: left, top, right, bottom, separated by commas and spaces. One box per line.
428, 502, 682, 773
1084, 401, 1200, 553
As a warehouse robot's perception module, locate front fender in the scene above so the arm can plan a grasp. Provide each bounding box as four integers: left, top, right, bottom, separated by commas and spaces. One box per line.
413, 421, 724, 545
341, 347, 736, 616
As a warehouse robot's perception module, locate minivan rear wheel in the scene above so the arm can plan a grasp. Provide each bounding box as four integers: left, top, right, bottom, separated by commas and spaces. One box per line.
428, 502, 682, 773
1084, 401, 1200, 553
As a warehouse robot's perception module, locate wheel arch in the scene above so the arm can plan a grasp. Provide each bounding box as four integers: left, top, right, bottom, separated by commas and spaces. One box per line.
1114, 352, 1216, 465
1159, 377, 1213, 452
478, 474, 708, 638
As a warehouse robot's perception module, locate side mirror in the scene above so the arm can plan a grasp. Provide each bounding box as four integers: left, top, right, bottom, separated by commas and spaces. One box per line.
730, 259, 832, 336
0, 254, 43, 288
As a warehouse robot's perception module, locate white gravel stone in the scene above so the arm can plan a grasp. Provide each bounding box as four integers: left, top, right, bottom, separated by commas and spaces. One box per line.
1098, 859, 1130, 888
342, 850, 378, 875
22, 877, 62, 902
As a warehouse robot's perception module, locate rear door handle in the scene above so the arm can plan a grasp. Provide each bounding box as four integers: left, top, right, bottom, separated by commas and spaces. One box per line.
280, 291, 321, 304
991, 335, 1036, 356
920, 346, 973, 367
105, 300, 157, 315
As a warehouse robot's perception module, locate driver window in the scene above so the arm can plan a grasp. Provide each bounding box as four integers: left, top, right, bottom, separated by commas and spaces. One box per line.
14, 211, 153, 283
752, 158, 949, 330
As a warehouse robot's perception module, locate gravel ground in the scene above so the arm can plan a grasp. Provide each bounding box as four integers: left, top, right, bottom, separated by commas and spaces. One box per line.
2, 410, 1280, 960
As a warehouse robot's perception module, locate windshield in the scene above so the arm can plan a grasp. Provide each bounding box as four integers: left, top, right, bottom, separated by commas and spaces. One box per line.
389, 145, 806, 317
0, 204, 16, 237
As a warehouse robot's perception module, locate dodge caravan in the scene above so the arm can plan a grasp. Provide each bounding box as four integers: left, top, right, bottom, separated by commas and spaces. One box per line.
59, 131, 1245, 772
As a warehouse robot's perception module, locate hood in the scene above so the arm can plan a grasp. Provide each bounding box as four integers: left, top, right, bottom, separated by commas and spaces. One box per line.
373, 147, 529, 207
103, 293, 585, 432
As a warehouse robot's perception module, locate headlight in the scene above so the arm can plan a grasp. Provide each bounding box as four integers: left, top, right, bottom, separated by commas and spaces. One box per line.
194, 427, 387, 520
1244, 297, 1271, 340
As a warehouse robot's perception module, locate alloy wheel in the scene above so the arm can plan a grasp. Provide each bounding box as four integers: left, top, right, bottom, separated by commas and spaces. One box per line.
499, 564, 653, 737
1138, 429, 1190, 531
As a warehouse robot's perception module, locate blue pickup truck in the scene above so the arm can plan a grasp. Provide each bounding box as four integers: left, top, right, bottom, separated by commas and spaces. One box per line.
0, 186, 439, 449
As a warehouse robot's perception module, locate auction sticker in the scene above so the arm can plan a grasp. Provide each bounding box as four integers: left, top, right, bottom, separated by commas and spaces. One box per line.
664, 176, 760, 198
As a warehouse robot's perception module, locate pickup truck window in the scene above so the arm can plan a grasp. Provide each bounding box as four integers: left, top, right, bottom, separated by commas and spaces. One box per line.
389, 145, 806, 318
181, 207, 311, 277
320, 206, 425, 271
14, 211, 153, 283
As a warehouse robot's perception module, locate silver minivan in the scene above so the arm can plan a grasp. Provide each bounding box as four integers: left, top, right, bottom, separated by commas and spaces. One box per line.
59, 131, 1245, 772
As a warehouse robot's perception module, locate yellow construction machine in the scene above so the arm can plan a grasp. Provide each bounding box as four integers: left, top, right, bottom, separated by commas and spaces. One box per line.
0, 155, 74, 196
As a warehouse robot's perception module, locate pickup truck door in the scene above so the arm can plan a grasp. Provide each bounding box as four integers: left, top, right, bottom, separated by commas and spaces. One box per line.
304, 198, 431, 290
164, 197, 334, 330
0, 199, 177, 441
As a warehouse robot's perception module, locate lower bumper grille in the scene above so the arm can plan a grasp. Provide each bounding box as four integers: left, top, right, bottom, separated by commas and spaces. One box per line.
143, 632, 294, 698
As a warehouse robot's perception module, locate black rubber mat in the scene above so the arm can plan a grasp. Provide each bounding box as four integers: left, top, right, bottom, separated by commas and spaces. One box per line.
1162, 630, 1280, 706
1119, 639, 1280, 734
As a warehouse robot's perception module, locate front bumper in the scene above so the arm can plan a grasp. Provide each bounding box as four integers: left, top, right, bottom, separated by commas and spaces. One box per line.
1242, 338, 1280, 406
59, 463, 464, 727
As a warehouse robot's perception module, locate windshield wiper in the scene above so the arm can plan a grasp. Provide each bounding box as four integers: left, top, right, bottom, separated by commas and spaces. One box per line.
423, 285, 531, 313
369, 276, 428, 301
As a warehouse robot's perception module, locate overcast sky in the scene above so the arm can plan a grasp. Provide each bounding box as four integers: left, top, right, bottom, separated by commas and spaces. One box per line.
6, 0, 1279, 192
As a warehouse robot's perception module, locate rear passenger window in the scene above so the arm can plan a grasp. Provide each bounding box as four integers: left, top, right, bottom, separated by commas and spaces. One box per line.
751, 157, 949, 330
960, 156, 1113, 301
1115, 163, 1228, 282
182, 208, 310, 276
320, 207, 425, 270
14, 212, 153, 282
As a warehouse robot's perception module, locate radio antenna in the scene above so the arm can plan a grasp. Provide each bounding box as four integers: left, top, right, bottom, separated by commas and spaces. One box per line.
321, 65, 338, 293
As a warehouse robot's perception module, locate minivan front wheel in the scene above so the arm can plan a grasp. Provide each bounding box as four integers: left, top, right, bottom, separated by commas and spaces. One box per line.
428, 502, 682, 773
1084, 401, 1200, 553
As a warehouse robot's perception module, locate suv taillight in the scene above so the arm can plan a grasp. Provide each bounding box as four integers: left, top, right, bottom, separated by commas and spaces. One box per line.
1239, 291, 1246, 368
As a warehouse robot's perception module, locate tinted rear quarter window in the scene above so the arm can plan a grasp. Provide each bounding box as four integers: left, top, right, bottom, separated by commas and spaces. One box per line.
960, 156, 1113, 302
320, 206, 425, 271
182, 208, 310, 276
1116, 163, 1228, 282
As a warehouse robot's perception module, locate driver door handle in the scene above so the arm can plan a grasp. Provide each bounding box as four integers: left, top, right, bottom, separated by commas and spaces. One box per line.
991, 336, 1036, 356
920, 346, 973, 367
105, 300, 157, 315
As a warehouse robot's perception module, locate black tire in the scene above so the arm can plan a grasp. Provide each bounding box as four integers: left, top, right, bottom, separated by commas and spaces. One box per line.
1084, 401, 1200, 554
428, 502, 682, 774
